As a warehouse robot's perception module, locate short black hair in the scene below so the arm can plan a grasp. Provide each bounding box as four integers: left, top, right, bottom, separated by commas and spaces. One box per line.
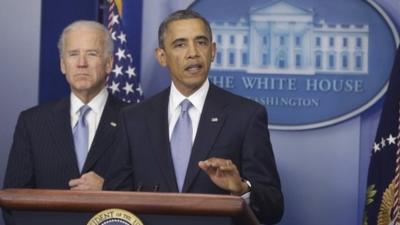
158, 9, 212, 48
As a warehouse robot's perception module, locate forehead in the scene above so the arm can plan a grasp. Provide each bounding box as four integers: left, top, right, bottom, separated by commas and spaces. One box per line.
164, 18, 210, 40
64, 26, 104, 50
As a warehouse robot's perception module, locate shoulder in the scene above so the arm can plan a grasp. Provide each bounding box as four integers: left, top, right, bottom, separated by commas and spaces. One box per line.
207, 84, 270, 126
13, 98, 69, 131
122, 88, 169, 115
209, 83, 265, 111
106, 94, 130, 109
19, 98, 68, 119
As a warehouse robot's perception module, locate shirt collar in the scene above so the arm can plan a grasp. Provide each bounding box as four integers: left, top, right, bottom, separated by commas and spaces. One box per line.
170, 79, 209, 112
70, 88, 109, 115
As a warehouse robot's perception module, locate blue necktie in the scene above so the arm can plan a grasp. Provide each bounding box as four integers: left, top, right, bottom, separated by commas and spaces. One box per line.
170, 99, 193, 192
73, 105, 91, 172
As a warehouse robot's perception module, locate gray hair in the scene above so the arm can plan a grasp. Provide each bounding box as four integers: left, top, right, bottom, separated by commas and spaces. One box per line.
158, 9, 213, 48
57, 20, 114, 57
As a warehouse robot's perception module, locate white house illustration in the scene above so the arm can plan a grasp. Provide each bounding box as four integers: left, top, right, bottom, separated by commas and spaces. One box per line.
210, 0, 369, 75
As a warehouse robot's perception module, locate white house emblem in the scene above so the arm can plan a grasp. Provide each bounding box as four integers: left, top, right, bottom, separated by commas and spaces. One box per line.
192, 0, 399, 130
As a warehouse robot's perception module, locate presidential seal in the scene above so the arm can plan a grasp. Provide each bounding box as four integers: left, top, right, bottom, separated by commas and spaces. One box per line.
377, 180, 396, 225
87, 208, 144, 225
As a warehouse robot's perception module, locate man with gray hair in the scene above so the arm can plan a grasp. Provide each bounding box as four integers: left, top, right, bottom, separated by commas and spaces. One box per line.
3, 20, 126, 192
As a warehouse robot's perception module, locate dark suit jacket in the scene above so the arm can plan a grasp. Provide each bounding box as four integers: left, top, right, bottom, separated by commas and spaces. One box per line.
105, 83, 284, 224
3, 94, 127, 189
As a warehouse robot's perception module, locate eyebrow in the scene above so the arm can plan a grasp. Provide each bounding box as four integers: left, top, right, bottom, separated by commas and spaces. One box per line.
66, 49, 100, 53
86, 49, 100, 54
170, 35, 210, 45
171, 38, 187, 46
195, 35, 210, 42
66, 49, 79, 53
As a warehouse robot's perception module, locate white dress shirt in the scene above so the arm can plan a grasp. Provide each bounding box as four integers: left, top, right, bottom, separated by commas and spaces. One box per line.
168, 80, 209, 142
70, 88, 108, 152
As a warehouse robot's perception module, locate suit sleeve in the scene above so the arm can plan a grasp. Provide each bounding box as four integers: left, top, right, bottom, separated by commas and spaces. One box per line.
3, 112, 35, 189
241, 105, 284, 224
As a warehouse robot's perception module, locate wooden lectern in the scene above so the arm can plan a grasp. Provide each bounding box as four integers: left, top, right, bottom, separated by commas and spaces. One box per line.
0, 189, 260, 225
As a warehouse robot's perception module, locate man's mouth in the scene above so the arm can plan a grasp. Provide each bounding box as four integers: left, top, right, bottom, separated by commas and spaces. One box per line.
185, 64, 203, 73
76, 73, 90, 76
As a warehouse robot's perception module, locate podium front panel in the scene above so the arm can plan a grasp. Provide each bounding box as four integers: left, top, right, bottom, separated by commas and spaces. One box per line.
10, 211, 234, 225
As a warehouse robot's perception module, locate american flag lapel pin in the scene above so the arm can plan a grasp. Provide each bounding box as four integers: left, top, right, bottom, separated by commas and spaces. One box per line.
110, 122, 117, 127
211, 117, 219, 122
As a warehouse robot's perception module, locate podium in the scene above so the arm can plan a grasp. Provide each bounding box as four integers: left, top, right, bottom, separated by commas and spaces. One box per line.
0, 189, 260, 225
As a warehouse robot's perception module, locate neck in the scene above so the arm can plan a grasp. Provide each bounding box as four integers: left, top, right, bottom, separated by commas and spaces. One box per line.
73, 89, 101, 104
173, 80, 207, 97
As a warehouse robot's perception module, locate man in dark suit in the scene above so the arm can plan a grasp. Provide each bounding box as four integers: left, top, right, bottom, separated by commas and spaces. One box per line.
3, 20, 126, 191
105, 10, 284, 224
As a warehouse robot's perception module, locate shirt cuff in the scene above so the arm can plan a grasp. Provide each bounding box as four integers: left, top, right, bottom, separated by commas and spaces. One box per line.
241, 191, 251, 204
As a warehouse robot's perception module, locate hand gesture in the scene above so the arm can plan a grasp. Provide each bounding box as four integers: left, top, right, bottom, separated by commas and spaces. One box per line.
198, 157, 249, 196
69, 171, 104, 191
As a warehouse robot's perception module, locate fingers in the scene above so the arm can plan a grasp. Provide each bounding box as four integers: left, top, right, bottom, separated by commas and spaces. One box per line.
198, 158, 238, 180
199, 158, 237, 172
198, 157, 245, 194
198, 160, 209, 171
69, 171, 104, 191
68, 178, 82, 188
70, 184, 88, 191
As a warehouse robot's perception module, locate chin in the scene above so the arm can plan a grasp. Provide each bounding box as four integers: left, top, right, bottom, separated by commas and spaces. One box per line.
187, 80, 206, 90
74, 84, 93, 91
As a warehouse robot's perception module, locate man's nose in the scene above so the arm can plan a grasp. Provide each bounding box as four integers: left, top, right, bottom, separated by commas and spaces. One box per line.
186, 42, 199, 59
78, 54, 88, 67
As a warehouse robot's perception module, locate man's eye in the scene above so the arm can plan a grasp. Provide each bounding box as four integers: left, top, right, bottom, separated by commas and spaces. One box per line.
88, 52, 99, 56
198, 40, 208, 46
174, 43, 185, 48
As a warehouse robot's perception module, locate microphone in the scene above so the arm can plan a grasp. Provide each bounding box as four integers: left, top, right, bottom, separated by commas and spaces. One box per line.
152, 184, 160, 192
136, 182, 143, 191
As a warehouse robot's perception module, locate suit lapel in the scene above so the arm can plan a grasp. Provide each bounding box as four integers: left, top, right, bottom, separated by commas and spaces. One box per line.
182, 84, 227, 192
146, 88, 179, 191
82, 95, 120, 173
48, 98, 80, 175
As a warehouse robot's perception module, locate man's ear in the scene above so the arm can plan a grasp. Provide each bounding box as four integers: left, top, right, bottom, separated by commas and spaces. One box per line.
105, 56, 114, 74
60, 57, 66, 75
211, 42, 216, 62
155, 48, 167, 67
